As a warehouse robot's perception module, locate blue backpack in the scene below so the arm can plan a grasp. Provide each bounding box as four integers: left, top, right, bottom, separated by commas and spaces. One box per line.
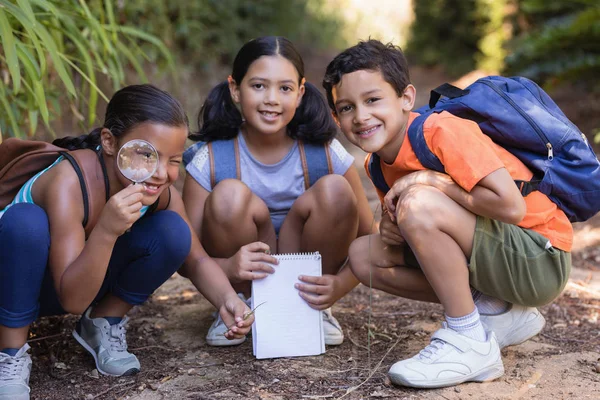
368, 76, 600, 222
183, 136, 333, 189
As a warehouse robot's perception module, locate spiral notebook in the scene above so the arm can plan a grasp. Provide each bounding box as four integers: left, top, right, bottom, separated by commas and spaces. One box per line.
251, 251, 325, 359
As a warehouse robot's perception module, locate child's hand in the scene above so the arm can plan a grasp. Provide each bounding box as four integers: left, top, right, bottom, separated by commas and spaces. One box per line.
295, 274, 341, 310
227, 242, 278, 282
97, 184, 146, 236
220, 293, 253, 340
379, 211, 405, 246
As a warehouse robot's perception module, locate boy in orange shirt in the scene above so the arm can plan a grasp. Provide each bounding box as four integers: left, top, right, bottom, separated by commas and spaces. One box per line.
322, 40, 572, 388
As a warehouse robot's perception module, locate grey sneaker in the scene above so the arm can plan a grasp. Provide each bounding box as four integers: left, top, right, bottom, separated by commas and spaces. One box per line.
0, 344, 32, 400
323, 308, 344, 346
206, 293, 248, 346
72, 308, 140, 376
480, 304, 546, 349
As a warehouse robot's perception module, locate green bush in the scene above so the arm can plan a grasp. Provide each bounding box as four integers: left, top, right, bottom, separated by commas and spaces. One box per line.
114, 0, 346, 68
406, 0, 508, 77
505, 0, 600, 88
0, 0, 172, 139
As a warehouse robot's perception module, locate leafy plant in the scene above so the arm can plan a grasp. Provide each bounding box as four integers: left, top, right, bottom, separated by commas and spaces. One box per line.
505, 0, 600, 87
113, 0, 346, 68
0, 0, 173, 139
405, 0, 508, 77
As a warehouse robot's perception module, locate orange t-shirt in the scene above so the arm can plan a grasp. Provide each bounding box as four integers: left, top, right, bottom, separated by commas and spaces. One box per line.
365, 111, 573, 252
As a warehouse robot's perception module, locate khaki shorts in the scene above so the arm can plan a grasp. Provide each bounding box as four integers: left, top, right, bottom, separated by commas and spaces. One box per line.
403, 216, 571, 307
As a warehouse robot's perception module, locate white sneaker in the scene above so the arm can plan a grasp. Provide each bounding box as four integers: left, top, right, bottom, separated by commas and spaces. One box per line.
322, 308, 344, 346
206, 293, 248, 346
388, 325, 504, 388
480, 304, 545, 349
0, 344, 32, 400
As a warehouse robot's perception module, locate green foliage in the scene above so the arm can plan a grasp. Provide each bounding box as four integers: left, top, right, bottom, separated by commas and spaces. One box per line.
113, 0, 346, 68
505, 0, 600, 87
0, 0, 173, 139
406, 0, 508, 77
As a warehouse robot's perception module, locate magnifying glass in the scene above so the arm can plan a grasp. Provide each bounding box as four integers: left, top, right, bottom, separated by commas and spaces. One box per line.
117, 139, 159, 184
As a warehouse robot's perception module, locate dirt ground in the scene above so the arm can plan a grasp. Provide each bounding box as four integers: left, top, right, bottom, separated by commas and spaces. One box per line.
25, 64, 600, 399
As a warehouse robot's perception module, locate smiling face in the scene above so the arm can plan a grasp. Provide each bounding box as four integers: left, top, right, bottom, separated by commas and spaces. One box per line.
104, 122, 187, 205
332, 69, 415, 163
229, 55, 305, 138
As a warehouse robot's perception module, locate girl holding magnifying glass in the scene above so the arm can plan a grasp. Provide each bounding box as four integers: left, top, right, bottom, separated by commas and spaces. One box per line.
0, 85, 252, 399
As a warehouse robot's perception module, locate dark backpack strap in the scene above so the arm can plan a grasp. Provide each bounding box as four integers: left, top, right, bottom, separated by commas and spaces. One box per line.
60, 152, 90, 227
147, 185, 172, 213
367, 153, 390, 194
406, 112, 445, 172
298, 141, 332, 190
208, 137, 240, 189
429, 83, 470, 108
69, 148, 110, 238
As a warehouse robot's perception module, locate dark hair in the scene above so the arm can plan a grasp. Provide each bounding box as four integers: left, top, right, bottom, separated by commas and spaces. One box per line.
53, 84, 188, 150
322, 39, 411, 112
190, 36, 337, 145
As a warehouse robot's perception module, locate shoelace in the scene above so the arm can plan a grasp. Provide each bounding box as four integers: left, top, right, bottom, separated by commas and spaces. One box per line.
416, 339, 446, 360
0, 354, 26, 381
105, 318, 129, 353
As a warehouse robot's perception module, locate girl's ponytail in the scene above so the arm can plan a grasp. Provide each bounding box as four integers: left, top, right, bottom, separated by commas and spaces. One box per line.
288, 82, 338, 145
189, 81, 242, 142
52, 127, 102, 150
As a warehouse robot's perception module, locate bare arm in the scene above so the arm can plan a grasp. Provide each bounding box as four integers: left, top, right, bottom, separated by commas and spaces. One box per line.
171, 189, 252, 337
38, 163, 144, 314
385, 168, 527, 224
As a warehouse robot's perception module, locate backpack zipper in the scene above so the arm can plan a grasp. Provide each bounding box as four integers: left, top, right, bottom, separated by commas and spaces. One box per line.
479, 80, 553, 161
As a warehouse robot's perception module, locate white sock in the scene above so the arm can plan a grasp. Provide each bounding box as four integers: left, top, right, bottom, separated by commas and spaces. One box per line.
445, 308, 487, 342
471, 288, 510, 315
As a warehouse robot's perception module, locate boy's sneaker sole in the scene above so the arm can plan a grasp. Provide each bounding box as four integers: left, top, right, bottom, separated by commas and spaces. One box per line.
389, 360, 504, 388
72, 330, 139, 377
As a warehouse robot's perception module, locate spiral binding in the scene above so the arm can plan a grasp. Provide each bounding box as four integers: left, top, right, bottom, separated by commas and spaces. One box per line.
274, 251, 321, 260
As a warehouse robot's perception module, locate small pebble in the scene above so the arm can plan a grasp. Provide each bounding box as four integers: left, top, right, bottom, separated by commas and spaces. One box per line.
594, 363, 600, 373
89, 369, 99, 379
149, 382, 160, 391
455, 387, 461, 393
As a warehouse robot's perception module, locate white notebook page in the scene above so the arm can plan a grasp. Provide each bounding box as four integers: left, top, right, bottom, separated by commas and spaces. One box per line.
252, 252, 325, 359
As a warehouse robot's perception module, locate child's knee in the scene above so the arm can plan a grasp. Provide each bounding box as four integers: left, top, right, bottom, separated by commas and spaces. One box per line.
206, 179, 255, 221
311, 174, 357, 215
395, 186, 444, 235
148, 210, 191, 263
348, 236, 371, 283
1, 203, 50, 249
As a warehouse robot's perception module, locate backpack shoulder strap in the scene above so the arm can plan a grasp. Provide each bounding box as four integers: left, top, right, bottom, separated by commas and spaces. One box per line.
406, 112, 445, 172
207, 137, 240, 189
367, 153, 391, 194
68, 148, 109, 238
298, 141, 332, 190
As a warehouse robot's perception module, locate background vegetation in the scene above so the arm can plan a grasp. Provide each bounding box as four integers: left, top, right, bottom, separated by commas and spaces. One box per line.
0, 0, 598, 142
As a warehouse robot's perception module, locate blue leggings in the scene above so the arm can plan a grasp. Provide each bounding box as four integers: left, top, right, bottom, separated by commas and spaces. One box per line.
0, 203, 191, 328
